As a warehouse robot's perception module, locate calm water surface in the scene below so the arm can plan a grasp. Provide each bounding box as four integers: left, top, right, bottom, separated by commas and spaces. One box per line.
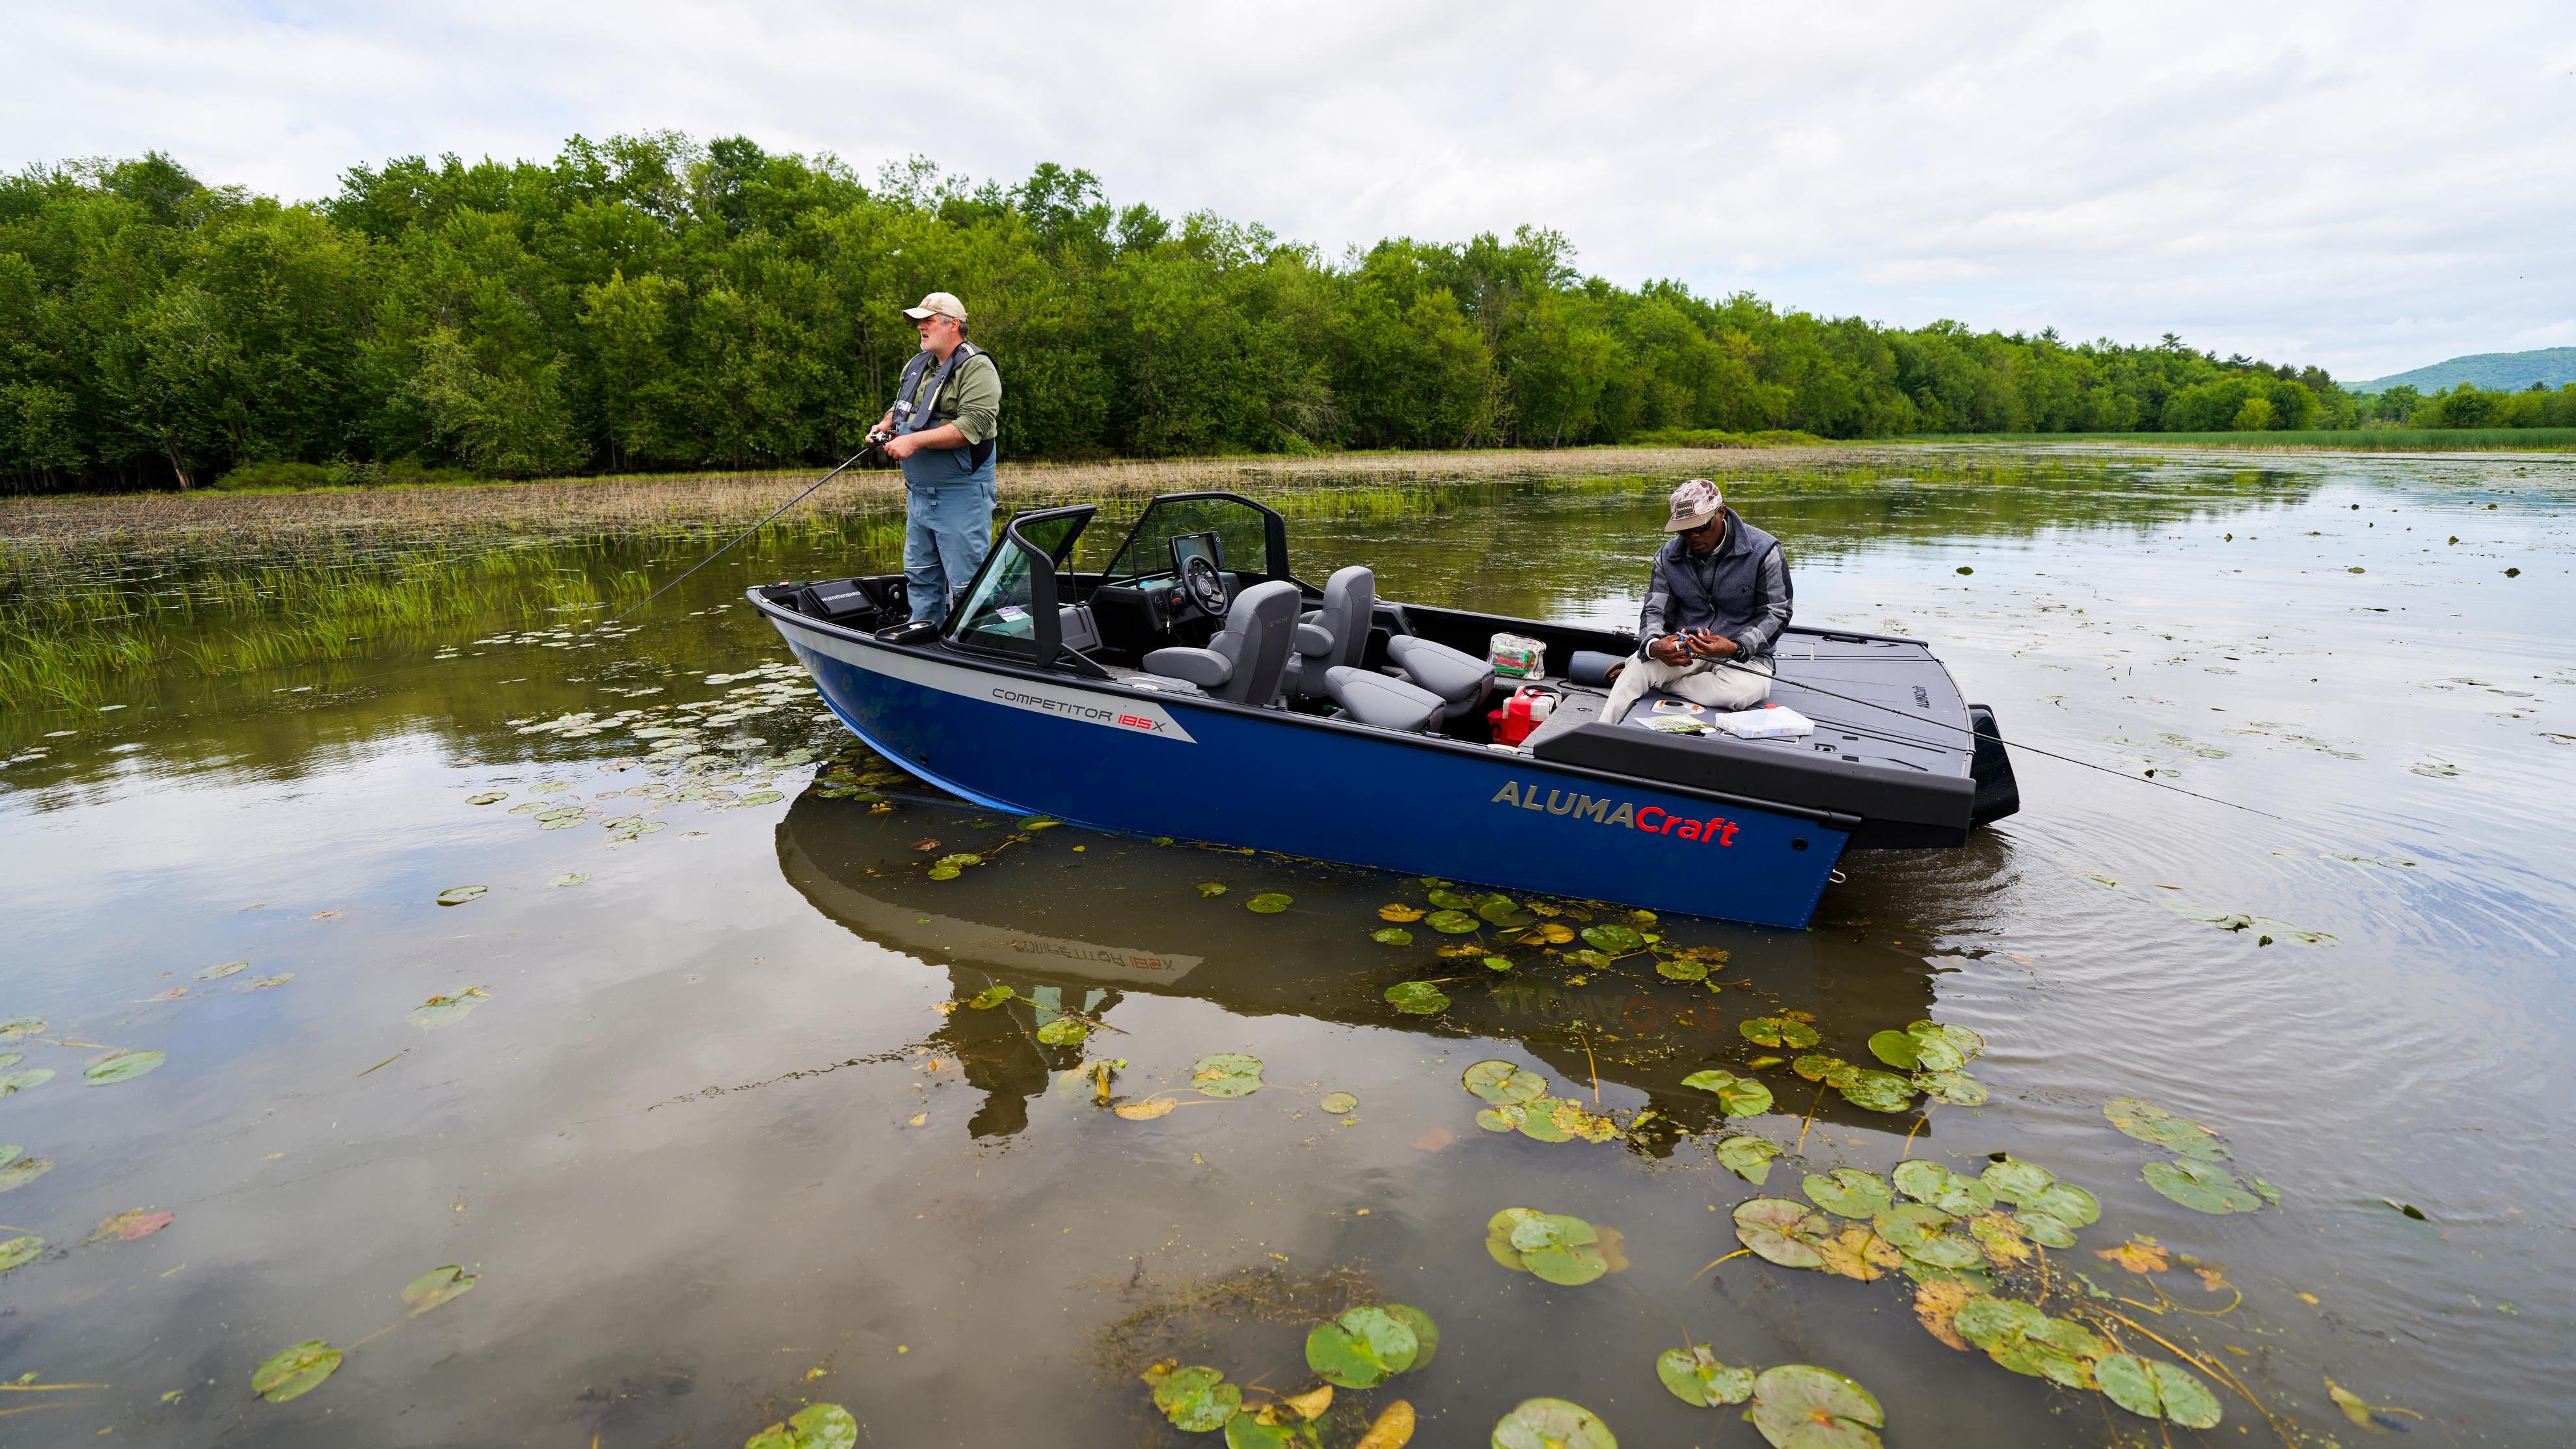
1, 452, 2569, 1447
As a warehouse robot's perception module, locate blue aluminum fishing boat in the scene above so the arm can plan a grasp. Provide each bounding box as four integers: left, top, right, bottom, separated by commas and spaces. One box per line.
750, 493, 2018, 929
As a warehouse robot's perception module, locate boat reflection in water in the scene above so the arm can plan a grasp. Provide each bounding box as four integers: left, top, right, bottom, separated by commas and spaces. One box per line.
773, 781, 1958, 1146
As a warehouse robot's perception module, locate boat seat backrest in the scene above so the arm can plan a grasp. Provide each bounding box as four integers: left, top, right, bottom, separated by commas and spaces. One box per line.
1385, 635, 1496, 718
1286, 565, 1376, 700
1058, 602, 1102, 655
1141, 580, 1303, 704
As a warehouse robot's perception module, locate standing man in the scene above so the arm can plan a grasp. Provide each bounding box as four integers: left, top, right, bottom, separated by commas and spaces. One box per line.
874, 291, 1003, 625
1599, 478, 1794, 724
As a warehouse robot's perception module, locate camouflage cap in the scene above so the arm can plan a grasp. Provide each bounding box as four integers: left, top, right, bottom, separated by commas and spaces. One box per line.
1664, 478, 1724, 532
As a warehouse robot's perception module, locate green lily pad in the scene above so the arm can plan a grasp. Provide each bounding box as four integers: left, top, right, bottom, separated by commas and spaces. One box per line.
1305, 1305, 1420, 1387
1427, 889, 1473, 910
401, 1265, 479, 1316
83, 1049, 165, 1085
1370, 927, 1415, 946
1865, 1029, 1922, 1070
1152, 1365, 1242, 1433
2141, 1158, 2265, 1213
1036, 1017, 1089, 1046
744, 1402, 860, 1449
1223, 1413, 1319, 1449
1837, 1068, 1918, 1114
1912, 1070, 1988, 1105
1657, 957, 1709, 982
2111, 1357, 2221, 1429
2023, 1182, 2100, 1230
198, 961, 249, 981
0, 1018, 46, 1040
1805, 1169, 1894, 1219
1734, 1197, 1832, 1269
408, 988, 489, 1029
1320, 1091, 1359, 1114
0, 1153, 54, 1192
0, 1235, 41, 1271
1580, 924, 1643, 954
1384, 1302, 1439, 1367
1464, 1060, 1549, 1105
1191, 1053, 1264, 1098
1513, 1100, 1573, 1143
251, 1339, 342, 1403
1954, 1295, 2109, 1387
1891, 1160, 1994, 1215
1483, 955, 1515, 972
1873, 1204, 1983, 1269
1477, 1104, 1528, 1133
1385, 981, 1451, 1014
1427, 910, 1482, 934
1681, 1069, 1774, 1117
2009, 1211, 2076, 1249
1791, 1054, 1853, 1085
1477, 895, 1532, 926
0, 1069, 53, 1097
2104, 1097, 2230, 1161
1492, 1398, 1616, 1449
550, 872, 590, 887
1197, 882, 1228, 897
1717, 1135, 1781, 1184
1560, 949, 1611, 968
966, 985, 1015, 1009
1980, 1159, 2055, 1204
465, 791, 506, 806
1015, 816, 1060, 830
1247, 893, 1294, 914
1487, 1208, 1608, 1284
1747, 1364, 1883, 1449
435, 885, 487, 906
1741, 1016, 1821, 1049
1657, 1343, 1756, 1407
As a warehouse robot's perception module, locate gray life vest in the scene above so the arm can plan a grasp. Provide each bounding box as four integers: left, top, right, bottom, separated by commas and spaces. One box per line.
891, 341, 995, 470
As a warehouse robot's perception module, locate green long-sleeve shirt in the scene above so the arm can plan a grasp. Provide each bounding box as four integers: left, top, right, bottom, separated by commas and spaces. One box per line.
896, 349, 1003, 444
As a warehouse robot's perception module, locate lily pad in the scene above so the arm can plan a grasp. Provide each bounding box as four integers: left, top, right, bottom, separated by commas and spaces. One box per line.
1734, 1197, 1832, 1269
744, 1403, 861, 1449
2141, 1158, 2266, 1214
1872, 1204, 1983, 1270
0, 1235, 41, 1271
1476, 1105, 1528, 1134
1805, 1169, 1894, 1219
1837, 1068, 1918, 1114
1816, 1226, 1907, 1281
966, 984, 1015, 1009
1114, 1096, 1178, 1120
0, 1152, 53, 1192
1197, 882, 1229, 897
1152, 1366, 1243, 1433
1476, 895, 1532, 927
1748, 1364, 1883, 1449
1681, 1069, 1774, 1117
2008, 1211, 2076, 1250
1657, 1344, 1755, 1407
1792, 1054, 1852, 1085
251, 1339, 342, 1403
1305, 1305, 1420, 1388
1321, 1091, 1359, 1114
408, 988, 489, 1029
1370, 928, 1415, 946
1491, 1398, 1615, 1449
435, 885, 487, 906
1891, 1160, 1994, 1215
549, 872, 590, 887
1191, 1053, 1265, 1098
402, 1264, 479, 1316
1717, 1135, 1782, 1184
1247, 893, 1294, 914
1379, 904, 1427, 922
0, 1068, 53, 1096
1980, 1159, 2055, 1204
1487, 1208, 1608, 1285
1656, 958, 1709, 982
1426, 889, 1472, 909
0, 1018, 45, 1040
1385, 981, 1450, 1014
1579, 924, 1642, 955
2104, 1097, 2230, 1161
198, 961, 249, 981
1464, 1060, 1549, 1105
83, 1049, 165, 1085
1524, 922, 1577, 944
1016, 816, 1060, 831
1912, 1071, 1988, 1105
1036, 1017, 1089, 1046
87, 1209, 174, 1243
1385, 1303, 1440, 1367
2022, 1182, 2100, 1230
1954, 1295, 2111, 1388
1224, 1412, 1321, 1448
1742, 1016, 1821, 1049
1426, 910, 1481, 934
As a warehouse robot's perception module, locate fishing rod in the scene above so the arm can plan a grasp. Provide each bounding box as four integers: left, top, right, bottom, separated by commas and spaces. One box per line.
603, 436, 887, 627
1678, 652, 2284, 820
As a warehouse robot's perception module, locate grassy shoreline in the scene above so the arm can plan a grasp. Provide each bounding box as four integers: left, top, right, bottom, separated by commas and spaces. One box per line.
1899, 427, 2576, 453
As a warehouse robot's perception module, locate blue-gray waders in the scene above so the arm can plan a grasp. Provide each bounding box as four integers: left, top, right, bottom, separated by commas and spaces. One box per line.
901, 443, 998, 625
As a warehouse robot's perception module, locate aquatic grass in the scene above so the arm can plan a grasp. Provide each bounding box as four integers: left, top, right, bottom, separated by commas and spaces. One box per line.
1904, 427, 2576, 453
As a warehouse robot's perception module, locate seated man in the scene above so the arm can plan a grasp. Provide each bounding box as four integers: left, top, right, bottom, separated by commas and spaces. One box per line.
1600, 478, 1793, 724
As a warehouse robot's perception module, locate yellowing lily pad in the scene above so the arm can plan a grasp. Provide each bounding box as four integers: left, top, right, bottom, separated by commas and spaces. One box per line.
0, 1235, 42, 1271
1657, 1343, 1755, 1407
465, 791, 506, 806
251, 1339, 342, 1403
1379, 904, 1426, 922
0, 1150, 55, 1192
744, 1402, 860, 1449
198, 961, 249, 981
409, 987, 490, 1029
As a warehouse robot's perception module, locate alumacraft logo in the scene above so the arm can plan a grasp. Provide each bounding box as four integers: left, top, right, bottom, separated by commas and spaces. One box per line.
990, 685, 1173, 735
1490, 779, 1741, 846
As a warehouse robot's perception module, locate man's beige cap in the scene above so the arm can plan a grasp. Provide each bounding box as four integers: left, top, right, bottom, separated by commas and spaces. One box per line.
902, 291, 968, 321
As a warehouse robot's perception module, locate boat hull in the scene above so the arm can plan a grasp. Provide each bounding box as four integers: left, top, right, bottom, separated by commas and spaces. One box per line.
768, 613, 1851, 930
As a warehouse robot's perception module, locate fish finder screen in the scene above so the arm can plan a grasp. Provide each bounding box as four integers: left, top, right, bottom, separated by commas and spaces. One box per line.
1168, 532, 1224, 578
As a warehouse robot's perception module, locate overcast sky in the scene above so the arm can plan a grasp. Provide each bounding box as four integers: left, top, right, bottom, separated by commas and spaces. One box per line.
9, 1, 2572, 380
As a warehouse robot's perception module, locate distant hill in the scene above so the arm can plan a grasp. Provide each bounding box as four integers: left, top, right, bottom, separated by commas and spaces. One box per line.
2350, 347, 2576, 394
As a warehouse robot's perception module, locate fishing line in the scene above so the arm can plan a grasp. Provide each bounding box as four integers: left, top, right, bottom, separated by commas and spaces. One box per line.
603, 440, 882, 627
1695, 656, 2283, 820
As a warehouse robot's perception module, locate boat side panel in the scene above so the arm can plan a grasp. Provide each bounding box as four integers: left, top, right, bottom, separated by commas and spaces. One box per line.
776, 619, 1847, 929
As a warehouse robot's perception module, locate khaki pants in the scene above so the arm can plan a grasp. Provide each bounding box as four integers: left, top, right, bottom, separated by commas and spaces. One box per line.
1601, 652, 1773, 725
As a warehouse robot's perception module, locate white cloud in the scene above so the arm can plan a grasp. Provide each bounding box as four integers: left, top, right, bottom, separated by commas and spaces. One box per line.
5, 0, 2571, 379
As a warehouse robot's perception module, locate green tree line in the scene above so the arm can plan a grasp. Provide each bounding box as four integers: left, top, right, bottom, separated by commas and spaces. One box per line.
3, 131, 2558, 493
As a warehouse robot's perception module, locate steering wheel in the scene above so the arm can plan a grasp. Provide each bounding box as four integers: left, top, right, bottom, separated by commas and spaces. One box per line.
1180, 554, 1229, 616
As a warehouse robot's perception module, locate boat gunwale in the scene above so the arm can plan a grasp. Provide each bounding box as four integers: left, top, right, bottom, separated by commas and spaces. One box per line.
748, 585, 1867, 832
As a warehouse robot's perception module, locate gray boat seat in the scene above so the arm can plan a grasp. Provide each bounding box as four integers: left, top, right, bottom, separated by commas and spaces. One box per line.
1385, 634, 1495, 720
1059, 602, 1102, 655
1325, 666, 1444, 731
1143, 580, 1303, 705
1285, 565, 1376, 701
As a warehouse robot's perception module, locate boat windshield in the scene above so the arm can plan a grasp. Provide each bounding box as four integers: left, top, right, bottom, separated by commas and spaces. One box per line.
1100, 494, 1286, 583
948, 509, 1090, 659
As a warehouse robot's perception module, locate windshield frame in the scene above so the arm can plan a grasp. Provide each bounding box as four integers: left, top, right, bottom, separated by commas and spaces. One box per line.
1097, 492, 1294, 586
940, 505, 1095, 665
